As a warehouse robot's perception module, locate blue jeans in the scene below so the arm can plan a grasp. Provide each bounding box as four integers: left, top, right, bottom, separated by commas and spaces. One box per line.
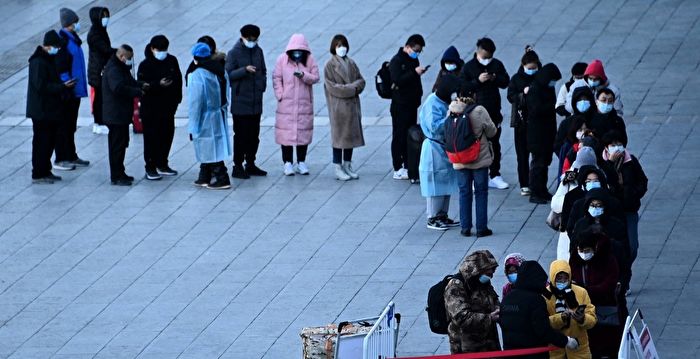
626, 212, 639, 263
456, 167, 489, 231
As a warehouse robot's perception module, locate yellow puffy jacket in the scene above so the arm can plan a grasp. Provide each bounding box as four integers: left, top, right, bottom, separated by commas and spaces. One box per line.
546, 260, 596, 359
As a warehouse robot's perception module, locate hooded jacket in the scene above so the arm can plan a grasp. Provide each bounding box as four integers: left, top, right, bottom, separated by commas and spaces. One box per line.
568, 187, 627, 243
101, 55, 143, 125
589, 110, 627, 147
443, 250, 500, 354
561, 166, 617, 234
500, 261, 569, 358
226, 38, 267, 115
601, 150, 648, 212
459, 54, 509, 123
554, 86, 594, 158
565, 60, 623, 117
506, 62, 541, 128
389, 47, 423, 106
545, 260, 596, 359
273, 34, 320, 146
137, 45, 183, 118
525, 63, 562, 153
432, 46, 464, 92
87, 7, 115, 88
26, 47, 66, 120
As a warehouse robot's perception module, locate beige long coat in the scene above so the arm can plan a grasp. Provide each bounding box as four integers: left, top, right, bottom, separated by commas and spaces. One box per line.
323, 55, 366, 149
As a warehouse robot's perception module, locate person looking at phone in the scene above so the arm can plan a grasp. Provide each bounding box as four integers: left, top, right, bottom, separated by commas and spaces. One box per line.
388, 34, 427, 181
458, 37, 510, 190
545, 259, 596, 359
137, 35, 182, 180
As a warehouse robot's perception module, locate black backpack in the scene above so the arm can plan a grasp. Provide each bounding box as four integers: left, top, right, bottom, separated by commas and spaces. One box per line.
375, 61, 393, 99
444, 105, 480, 164
426, 273, 464, 334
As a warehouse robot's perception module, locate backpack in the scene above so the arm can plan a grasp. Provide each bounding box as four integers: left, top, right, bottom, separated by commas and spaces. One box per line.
426, 273, 464, 334
375, 61, 393, 99
444, 105, 480, 164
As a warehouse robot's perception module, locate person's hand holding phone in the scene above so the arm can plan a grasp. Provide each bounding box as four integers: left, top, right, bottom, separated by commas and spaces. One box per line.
246, 65, 257, 73
293, 70, 304, 78
478, 72, 491, 83
415, 66, 428, 75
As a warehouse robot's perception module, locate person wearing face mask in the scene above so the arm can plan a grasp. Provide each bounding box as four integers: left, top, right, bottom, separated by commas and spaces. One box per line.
443, 250, 501, 354
431, 46, 464, 92
459, 37, 510, 190
273, 34, 320, 176
185, 36, 224, 86
501, 253, 525, 298
544, 260, 596, 359
555, 62, 588, 117
27, 31, 75, 184
589, 88, 627, 146
507, 45, 542, 196
569, 229, 626, 358
55, 8, 90, 171
560, 117, 596, 175
564, 169, 625, 238
525, 63, 562, 204
137, 35, 182, 181
226, 24, 268, 179
87, 7, 114, 135
323, 34, 366, 181
388, 34, 427, 181
554, 86, 595, 175
601, 131, 647, 292
418, 75, 461, 230
565, 59, 623, 117
500, 260, 579, 359
102, 45, 147, 186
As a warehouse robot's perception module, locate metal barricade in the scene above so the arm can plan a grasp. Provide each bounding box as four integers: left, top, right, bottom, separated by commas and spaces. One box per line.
334, 302, 401, 359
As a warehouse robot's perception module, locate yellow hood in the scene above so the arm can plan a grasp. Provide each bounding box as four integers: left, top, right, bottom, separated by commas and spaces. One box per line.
549, 260, 571, 284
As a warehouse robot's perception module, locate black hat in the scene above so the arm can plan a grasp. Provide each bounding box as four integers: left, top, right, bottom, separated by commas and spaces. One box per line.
43, 30, 62, 47
240, 24, 260, 38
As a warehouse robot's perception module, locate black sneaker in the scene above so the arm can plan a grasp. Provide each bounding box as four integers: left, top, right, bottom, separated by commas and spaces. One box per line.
124, 175, 135, 182
476, 228, 493, 238
111, 178, 132, 186
32, 177, 54, 184
438, 215, 460, 227
194, 179, 210, 187
460, 229, 472, 237
145, 169, 162, 181
245, 163, 267, 176
427, 217, 449, 231
71, 158, 90, 167
53, 161, 76, 171
529, 196, 549, 204
207, 180, 231, 190
47, 173, 62, 181
157, 167, 178, 176
231, 166, 250, 179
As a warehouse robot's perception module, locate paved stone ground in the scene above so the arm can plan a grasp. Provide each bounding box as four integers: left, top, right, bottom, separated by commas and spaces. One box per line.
0, 0, 699, 358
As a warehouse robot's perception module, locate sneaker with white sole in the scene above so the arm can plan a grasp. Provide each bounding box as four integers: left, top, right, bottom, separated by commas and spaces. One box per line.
488, 175, 509, 189
53, 161, 76, 171
427, 217, 449, 231
283, 162, 295, 176
334, 164, 351, 181
393, 169, 409, 180
295, 162, 309, 175
520, 187, 531, 196
342, 161, 359, 179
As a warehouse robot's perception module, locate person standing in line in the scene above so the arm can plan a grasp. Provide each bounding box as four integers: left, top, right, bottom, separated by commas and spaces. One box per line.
187, 43, 233, 189
431, 45, 464, 92
87, 6, 114, 135
565, 59, 623, 117
555, 62, 588, 117
323, 34, 366, 181
501, 253, 526, 298
388, 34, 427, 180
418, 75, 461, 230
226, 24, 268, 179
102, 45, 146, 186
185, 36, 225, 86
525, 63, 562, 204
507, 45, 541, 196
273, 33, 320, 176
55, 8, 90, 171
27, 31, 75, 184
137, 35, 182, 181
459, 37, 509, 190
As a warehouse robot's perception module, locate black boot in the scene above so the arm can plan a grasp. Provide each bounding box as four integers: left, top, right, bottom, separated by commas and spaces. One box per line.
194, 163, 212, 187
208, 162, 231, 190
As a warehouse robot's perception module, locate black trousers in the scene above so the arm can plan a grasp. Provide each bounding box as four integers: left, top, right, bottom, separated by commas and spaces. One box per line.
514, 125, 530, 188
142, 111, 175, 171
92, 85, 104, 125
489, 125, 502, 178
529, 150, 552, 197
332, 148, 353, 164
281, 145, 307, 163
107, 124, 130, 181
31, 119, 58, 179
232, 114, 262, 166
55, 97, 80, 162
390, 101, 418, 171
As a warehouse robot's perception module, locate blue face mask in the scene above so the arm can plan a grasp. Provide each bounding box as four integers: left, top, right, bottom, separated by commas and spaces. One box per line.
585, 181, 601, 191
478, 274, 491, 284
588, 206, 604, 217
587, 78, 600, 88
597, 101, 614, 114
291, 51, 302, 59
555, 282, 568, 291
73, 22, 81, 32
548, 80, 557, 87
409, 51, 419, 59
576, 100, 591, 113
507, 273, 517, 283
47, 47, 59, 55
101, 17, 109, 28
524, 67, 537, 76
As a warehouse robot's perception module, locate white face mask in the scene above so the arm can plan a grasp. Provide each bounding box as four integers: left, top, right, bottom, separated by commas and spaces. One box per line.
336, 46, 348, 57
608, 145, 624, 154
101, 17, 109, 28
578, 251, 594, 261
153, 50, 167, 61
243, 39, 257, 49
124, 58, 134, 66
478, 57, 492, 66
576, 130, 585, 140
445, 63, 457, 72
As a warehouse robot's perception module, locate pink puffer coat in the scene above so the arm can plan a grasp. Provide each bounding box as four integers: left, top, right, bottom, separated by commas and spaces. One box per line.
273, 34, 320, 146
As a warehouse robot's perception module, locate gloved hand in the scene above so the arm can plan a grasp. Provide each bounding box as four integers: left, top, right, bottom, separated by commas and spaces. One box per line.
566, 337, 579, 350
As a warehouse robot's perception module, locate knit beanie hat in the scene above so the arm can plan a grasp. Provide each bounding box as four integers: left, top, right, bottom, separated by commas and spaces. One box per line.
60, 8, 79, 28
43, 31, 62, 47
571, 146, 597, 170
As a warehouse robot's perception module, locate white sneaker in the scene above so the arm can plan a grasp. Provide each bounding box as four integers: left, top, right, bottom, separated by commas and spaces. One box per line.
520, 187, 531, 196
295, 162, 309, 175
92, 124, 99, 134
334, 164, 351, 181
393, 169, 409, 180
93, 124, 109, 134
342, 161, 359, 179
283, 162, 295, 176
488, 176, 509, 189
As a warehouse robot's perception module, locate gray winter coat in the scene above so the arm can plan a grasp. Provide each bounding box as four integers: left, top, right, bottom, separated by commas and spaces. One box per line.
225, 39, 266, 115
